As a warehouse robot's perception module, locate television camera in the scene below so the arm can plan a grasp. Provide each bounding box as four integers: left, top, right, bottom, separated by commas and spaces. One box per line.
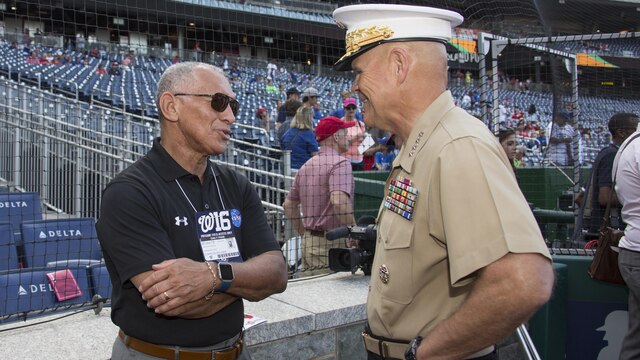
326, 216, 377, 275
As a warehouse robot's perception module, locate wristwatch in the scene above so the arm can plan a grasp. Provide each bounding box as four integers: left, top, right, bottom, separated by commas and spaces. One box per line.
216, 262, 234, 292
405, 335, 423, 360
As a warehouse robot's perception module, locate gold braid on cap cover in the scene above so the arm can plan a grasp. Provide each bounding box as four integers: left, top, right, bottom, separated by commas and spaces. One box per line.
338, 25, 394, 62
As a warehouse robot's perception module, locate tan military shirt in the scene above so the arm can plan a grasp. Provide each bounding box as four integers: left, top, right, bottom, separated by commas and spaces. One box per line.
367, 91, 551, 340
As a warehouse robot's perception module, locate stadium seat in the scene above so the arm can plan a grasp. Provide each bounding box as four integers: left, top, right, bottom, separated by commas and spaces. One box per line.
0, 266, 92, 319
0, 223, 20, 271
20, 218, 102, 268
0, 192, 43, 241
87, 263, 112, 301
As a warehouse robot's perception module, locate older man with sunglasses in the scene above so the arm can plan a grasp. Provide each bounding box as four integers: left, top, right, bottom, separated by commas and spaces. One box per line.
97, 62, 287, 360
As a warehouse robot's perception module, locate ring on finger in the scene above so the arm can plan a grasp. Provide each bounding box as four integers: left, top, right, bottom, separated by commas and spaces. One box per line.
163, 291, 170, 302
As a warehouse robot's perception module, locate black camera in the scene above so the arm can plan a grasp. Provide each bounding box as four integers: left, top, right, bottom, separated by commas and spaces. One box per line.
326, 220, 377, 275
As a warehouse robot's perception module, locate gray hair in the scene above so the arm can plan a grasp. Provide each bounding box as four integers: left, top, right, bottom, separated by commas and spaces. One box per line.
155, 62, 224, 119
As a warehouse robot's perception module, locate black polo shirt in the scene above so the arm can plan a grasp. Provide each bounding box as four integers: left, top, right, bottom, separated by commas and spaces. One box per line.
96, 138, 280, 347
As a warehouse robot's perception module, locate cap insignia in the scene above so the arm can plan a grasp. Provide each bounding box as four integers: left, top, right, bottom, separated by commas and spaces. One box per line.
339, 25, 394, 62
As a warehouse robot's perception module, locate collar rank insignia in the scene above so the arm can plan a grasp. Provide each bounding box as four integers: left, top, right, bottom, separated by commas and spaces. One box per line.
383, 175, 418, 220
379, 264, 390, 284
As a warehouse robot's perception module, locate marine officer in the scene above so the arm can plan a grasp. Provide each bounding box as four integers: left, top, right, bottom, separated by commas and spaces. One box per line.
332, 5, 554, 360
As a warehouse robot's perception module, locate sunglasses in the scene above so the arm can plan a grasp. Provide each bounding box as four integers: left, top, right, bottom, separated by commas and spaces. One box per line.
345, 106, 357, 110
173, 93, 240, 117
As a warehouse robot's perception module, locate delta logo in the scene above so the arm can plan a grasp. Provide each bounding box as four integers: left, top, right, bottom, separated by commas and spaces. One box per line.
38, 229, 83, 239
0, 201, 28, 208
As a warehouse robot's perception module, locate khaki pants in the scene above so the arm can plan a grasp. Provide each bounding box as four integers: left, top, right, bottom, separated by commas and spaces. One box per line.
301, 231, 346, 276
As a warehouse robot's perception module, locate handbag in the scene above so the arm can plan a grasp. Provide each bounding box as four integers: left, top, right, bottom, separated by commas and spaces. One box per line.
587, 132, 640, 285
587, 206, 625, 285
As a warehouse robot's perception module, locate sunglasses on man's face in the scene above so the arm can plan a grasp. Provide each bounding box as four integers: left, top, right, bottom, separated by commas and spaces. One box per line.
173, 93, 240, 117
345, 106, 357, 110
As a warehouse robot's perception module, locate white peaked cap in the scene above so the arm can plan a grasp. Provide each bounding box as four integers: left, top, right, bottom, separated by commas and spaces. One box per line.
333, 4, 463, 71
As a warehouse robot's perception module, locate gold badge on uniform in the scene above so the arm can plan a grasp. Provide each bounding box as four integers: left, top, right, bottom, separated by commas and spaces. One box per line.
384, 176, 418, 220
379, 264, 390, 284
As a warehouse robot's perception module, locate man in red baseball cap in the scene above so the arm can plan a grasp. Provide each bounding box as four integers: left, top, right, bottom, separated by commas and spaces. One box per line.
283, 116, 356, 276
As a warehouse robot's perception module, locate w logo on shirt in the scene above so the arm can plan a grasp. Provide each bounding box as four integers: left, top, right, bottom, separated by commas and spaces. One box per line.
175, 216, 188, 226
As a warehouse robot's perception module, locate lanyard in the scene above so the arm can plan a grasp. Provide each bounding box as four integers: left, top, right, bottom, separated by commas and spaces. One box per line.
175, 166, 226, 212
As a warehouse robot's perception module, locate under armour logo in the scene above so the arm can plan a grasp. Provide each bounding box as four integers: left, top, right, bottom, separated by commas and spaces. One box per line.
175, 216, 188, 226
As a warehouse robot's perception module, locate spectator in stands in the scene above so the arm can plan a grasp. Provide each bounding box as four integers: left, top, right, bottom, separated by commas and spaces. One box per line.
499, 103, 509, 125
330, 90, 363, 121
536, 128, 547, 147
266, 59, 277, 80
332, 5, 552, 359
265, 79, 278, 95
276, 87, 300, 124
256, 107, 274, 138
546, 111, 575, 166
76, 34, 85, 51
96, 62, 286, 360
341, 97, 366, 170
302, 87, 319, 109
511, 106, 524, 121
460, 91, 472, 110
172, 55, 180, 64
613, 127, 640, 360
283, 116, 356, 276
95, 64, 107, 75
108, 62, 122, 76
374, 135, 396, 171
362, 127, 392, 171
586, 113, 639, 235
122, 53, 132, 70
276, 98, 302, 144
26, 52, 39, 64
498, 128, 518, 172
526, 104, 539, 122
277, 83, 287, 101
302, 87, 322, 122
193, 41, 202, 61
280, 106, 319, 170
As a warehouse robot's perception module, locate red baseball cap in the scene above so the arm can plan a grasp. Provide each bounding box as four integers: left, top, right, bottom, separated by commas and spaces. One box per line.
256, 107, 267, 117
315, 116, 355, 142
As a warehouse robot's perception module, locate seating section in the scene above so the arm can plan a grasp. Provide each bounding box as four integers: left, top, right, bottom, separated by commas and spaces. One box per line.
0, 192, 43, 241
87, 264, 112, 301
3, 42, 640, 167
20, 218, 102, 268
0, 223, 20, 271
0, 266, 93, 319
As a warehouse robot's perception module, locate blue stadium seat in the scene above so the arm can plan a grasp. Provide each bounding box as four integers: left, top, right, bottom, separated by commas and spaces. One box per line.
0, 192, 43, 241
87, 263, 111, 301
0, 266, 92, 318
20, 218, 102, 268
0, 223, 20, 271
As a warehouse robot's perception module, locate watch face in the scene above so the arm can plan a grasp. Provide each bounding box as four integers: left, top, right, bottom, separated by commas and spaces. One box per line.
218, 263, 234, 280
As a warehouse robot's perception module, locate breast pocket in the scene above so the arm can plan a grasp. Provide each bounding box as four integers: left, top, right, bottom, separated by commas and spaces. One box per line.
374, 217, 414, 304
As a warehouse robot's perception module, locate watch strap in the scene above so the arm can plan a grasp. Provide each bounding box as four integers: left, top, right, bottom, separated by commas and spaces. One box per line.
216, 262, 233, 292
